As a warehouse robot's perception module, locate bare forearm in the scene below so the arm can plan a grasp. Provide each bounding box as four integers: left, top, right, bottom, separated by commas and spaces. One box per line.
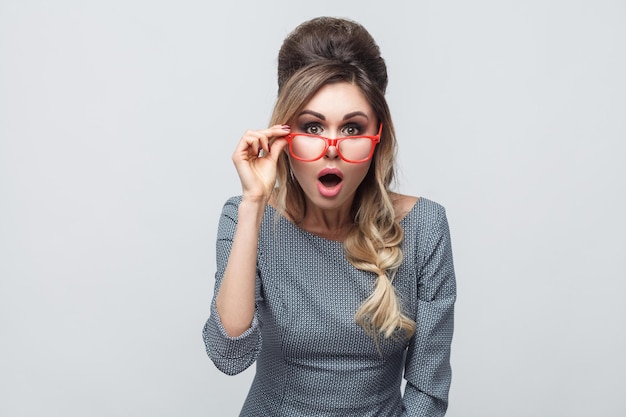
215, 198, 266, 337
216, 123, 289, 337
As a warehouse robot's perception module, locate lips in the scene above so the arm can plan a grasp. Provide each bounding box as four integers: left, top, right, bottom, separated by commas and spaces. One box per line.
317, 168, 344, 197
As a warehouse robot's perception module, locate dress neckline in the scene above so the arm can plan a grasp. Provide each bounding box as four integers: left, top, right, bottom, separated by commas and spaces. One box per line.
264, 197, 422, 244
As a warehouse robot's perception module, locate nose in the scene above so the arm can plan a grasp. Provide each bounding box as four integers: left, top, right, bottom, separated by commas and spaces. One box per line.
324, 138, 339, 159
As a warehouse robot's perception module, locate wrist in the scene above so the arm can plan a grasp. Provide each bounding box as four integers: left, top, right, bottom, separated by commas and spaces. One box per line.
238, 196, 268, 223
240, 193, 268, 205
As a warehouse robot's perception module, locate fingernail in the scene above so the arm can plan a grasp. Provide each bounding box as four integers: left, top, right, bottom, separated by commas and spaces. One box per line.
281, 125, 290, 130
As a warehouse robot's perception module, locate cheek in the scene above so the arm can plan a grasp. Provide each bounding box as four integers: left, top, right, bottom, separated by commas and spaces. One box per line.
288, 159, 315, 184
347, 162, 372, 185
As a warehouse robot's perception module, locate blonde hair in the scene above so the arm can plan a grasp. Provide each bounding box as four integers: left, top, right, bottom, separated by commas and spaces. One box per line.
271, 18, 416, 341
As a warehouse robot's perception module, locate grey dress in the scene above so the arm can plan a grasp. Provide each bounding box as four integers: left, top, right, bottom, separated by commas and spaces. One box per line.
203, 196, 456, 416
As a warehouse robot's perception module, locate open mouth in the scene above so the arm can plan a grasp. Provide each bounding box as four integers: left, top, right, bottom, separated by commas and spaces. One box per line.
318, 173, 342, 188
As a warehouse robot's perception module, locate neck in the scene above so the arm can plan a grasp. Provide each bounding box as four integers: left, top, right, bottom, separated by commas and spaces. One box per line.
299, 199, 355, 242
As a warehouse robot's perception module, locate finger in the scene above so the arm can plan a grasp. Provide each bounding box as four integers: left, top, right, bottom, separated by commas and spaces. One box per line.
258, 124, 291, 136
256, 125, 291, 146
236, 131, 265, 157
242, 135, 259, 154
265, 124, 291, 147
267, 137, 289, 162
247, 130, 274, 155
235, 126, 290, 159
258, 134, 270, 154
254, 127, 288, 155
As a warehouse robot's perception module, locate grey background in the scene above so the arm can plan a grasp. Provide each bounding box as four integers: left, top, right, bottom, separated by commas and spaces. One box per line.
1, 0, 625, 416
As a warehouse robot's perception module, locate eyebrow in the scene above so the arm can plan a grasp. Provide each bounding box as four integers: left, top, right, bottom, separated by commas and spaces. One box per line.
298, 110, 370, 121
343, 111, 369, 121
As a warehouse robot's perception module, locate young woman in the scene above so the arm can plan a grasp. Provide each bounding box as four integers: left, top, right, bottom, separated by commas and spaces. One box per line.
203, 17, 456, 417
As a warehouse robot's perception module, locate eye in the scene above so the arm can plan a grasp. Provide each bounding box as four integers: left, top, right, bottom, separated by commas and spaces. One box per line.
303, 122, 323, 135
342, 124, 362, 136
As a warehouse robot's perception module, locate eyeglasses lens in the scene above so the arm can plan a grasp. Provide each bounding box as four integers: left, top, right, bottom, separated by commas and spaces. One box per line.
291, 136, 374, 162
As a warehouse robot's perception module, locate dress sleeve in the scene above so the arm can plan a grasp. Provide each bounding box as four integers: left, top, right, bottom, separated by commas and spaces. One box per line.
402, 206, 456, 416
202, 197, 263, 376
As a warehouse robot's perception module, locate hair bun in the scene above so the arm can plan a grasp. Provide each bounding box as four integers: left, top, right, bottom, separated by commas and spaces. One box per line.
277, 17, 388, 94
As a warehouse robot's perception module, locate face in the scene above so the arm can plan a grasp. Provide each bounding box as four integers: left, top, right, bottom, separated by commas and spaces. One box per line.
287, 82, 378, 212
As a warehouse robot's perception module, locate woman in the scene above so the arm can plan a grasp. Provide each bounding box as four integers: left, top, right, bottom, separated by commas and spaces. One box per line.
203, 17, 456, 417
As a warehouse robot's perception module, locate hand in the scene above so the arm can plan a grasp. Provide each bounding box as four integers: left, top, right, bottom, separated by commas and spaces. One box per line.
232, 125, 290, 202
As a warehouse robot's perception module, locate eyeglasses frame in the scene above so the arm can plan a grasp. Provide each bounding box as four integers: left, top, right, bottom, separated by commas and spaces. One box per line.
285, 123, 383, 163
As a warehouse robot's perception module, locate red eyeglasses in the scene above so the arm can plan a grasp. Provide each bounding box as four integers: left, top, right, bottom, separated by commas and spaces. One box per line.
285, 123, 382, 163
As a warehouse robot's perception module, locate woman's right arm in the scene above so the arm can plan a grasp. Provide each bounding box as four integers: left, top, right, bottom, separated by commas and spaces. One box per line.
212, 197, 266, 335
203, 125, 289, 375
216, 124, 289, 336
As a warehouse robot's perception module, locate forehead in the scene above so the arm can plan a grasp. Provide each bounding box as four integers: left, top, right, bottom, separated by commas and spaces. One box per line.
301, 82, 375, 119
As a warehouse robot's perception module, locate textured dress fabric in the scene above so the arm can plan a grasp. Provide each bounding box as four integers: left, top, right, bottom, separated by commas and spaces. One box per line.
203, 196, 456, 417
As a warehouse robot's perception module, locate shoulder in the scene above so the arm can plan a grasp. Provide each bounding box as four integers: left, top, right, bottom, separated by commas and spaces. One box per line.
395, 196, 453, 274
218, 195, 243, 219
393, 193, 449, 245
223, 195, 243, 208
390, 192, 419, 222
216, 196, 244, 231
392, 192, 445, 224
391, 193, 446, 221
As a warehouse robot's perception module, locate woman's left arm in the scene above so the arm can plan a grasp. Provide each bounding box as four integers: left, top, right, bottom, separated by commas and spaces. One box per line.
402, 206, 457, 416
